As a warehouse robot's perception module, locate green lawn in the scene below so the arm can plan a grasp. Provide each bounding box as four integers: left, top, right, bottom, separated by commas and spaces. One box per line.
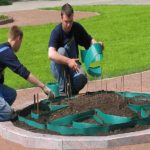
0, 5, 150, 89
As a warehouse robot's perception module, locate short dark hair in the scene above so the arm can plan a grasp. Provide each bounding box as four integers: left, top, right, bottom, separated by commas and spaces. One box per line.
61, 3, 74, 17
8, 25, 23, 40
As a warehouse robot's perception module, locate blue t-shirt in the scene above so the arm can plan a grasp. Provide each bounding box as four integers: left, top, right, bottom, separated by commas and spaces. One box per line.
49, 22, 92, 58
0, 42, 30, 84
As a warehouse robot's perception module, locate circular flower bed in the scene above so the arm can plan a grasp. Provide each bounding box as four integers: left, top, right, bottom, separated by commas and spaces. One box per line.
0, 15, 13, 25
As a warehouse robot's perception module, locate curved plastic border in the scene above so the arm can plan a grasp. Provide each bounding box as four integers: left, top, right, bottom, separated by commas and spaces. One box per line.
81, 43, 103, 77
18, 91, 150, 136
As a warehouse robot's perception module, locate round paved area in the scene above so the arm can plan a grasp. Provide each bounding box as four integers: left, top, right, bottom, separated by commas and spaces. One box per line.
0, 9, 98, 28
0, 0, 150, 13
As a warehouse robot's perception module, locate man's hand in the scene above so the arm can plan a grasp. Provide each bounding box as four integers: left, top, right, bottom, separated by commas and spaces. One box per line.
67, 58, 79, 71
42, 86, 55, 100
99, 41, 104, 51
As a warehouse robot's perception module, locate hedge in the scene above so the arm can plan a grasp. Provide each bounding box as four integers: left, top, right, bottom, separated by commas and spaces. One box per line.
0, 0, 12, 5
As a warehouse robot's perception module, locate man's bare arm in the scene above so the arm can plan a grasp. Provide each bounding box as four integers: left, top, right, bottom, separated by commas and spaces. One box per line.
48, 47, 79, 71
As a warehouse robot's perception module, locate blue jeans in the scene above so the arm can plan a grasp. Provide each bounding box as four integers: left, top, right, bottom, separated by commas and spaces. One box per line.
51, 47, 87, 95
0, 84, 17, 121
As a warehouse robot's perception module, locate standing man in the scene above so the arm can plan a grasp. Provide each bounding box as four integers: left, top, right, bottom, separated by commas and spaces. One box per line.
48, 3, 103, 96
0, 25, 54, 121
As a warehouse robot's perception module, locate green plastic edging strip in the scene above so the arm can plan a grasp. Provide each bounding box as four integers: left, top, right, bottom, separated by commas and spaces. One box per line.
48, 110, 95, 125
81, 43, 103, 77
31, 111, 39, 119
137, 116, 150, 125
47, 123, 109, 135
46, 83, 60, 97
47, 110, 109, 135
31, 111, 50, 119
128, 104, 150, 118
18, 116, 46, 129
72, 121, 100, 128
49, 104, 69, 112
46, 109, 133, 135
116, 91, 150, 100
95, 109, 132, 125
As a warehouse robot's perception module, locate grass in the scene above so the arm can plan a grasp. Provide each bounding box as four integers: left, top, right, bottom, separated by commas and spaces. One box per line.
0, 5, 150, 89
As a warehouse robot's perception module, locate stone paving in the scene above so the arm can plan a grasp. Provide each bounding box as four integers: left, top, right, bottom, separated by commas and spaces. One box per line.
0, 0, 150, 13
0, 9, 98, 28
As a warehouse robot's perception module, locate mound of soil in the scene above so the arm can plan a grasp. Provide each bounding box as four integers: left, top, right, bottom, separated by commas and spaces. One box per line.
13, 91, 150, 136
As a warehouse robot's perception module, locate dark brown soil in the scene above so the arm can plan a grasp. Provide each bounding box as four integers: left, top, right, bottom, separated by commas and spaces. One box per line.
13, 91, 150, 136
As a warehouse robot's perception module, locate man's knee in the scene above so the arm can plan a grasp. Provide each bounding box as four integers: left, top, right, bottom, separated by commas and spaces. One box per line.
72, 74, 87, 94
0, 98, 13, 121
0, 111, 12, 121
79, 74, 88, 87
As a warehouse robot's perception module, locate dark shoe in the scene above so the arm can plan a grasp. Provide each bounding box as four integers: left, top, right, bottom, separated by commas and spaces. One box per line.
10, 109, 19, 122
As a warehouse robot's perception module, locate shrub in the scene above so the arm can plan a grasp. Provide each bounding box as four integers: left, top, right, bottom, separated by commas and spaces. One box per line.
0, 0, 12, 6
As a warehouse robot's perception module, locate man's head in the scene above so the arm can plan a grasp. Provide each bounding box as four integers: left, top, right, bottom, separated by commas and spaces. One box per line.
61, 3, 74, 33
8, 25, 23, 52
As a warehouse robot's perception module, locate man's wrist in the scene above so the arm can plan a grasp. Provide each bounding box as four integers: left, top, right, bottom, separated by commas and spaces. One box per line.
40, 84, 46, 90
66, 58, 71, 66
